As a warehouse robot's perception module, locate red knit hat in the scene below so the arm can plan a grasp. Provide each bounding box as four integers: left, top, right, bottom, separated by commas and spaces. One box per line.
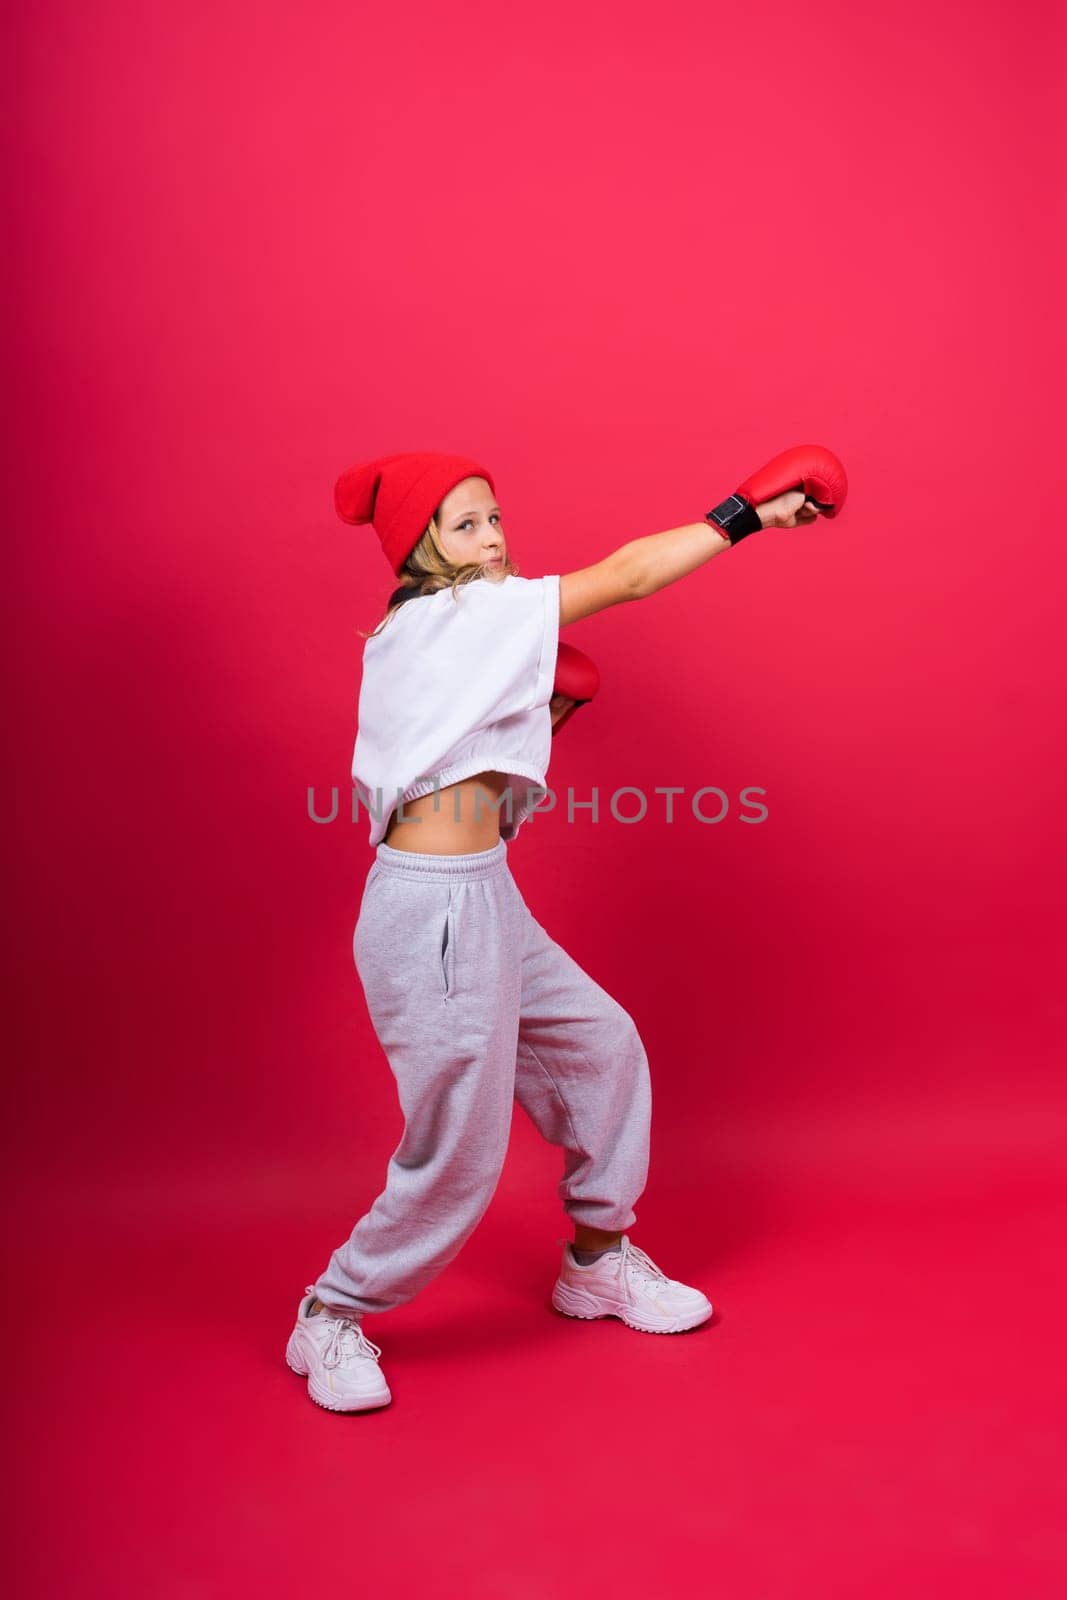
334, 451, 498, 576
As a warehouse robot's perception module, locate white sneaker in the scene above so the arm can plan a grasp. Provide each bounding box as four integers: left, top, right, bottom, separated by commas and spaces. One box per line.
551, 1235, 714, 1334
285, 1286, 392, 1412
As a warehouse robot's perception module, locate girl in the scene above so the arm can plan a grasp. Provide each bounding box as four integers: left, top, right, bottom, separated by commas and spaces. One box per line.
286, 446, 842, 1412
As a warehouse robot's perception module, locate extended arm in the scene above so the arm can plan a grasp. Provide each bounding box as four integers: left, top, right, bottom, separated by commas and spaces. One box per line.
558, 443, 848, 626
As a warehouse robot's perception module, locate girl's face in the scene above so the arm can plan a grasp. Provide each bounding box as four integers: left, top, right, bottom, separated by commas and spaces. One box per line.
435, 477, 507, 576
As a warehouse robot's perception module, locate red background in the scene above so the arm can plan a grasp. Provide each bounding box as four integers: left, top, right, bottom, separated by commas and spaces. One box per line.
7, 0, 1066, 1593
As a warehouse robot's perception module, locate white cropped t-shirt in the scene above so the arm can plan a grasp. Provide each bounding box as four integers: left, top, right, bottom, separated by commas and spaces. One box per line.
352, 573, 561, 848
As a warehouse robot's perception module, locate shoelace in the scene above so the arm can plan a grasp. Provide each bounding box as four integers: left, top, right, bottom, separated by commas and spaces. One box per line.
557, 1235, 671, 1291
617, 1238, 671, 1292
320, 1315, 383, 1370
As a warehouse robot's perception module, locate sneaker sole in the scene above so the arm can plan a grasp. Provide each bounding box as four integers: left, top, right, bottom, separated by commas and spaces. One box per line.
551, 1280, 713, 1334
285, 1333, 393, 1412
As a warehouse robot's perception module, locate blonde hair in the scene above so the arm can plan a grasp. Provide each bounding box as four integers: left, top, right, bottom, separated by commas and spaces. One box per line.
358, 514, 521, 640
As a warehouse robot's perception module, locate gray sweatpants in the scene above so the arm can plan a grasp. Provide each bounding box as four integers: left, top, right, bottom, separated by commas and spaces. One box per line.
312, 837, 652, 1319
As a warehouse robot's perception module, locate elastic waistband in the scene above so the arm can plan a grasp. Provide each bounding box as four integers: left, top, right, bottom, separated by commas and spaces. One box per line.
372, 837, 509, 882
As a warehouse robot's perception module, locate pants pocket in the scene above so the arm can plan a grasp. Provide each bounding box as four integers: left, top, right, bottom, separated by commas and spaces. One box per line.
440, 889, 457, 1001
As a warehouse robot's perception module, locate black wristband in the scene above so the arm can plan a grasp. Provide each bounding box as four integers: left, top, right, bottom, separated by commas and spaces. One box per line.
705, 493, 762, 545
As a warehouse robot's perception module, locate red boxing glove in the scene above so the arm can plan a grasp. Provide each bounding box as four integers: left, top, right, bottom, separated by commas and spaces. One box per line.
707, 443, 848, 544
739, 443, 848, 517
552, 641, 599, 736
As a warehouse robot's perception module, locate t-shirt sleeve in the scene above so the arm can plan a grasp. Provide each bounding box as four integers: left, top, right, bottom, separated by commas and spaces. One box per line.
531, 574, 561, 708
423, 573, 560, 733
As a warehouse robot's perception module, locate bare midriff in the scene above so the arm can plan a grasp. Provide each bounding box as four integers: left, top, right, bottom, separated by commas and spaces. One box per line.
382, 770, 516, 855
